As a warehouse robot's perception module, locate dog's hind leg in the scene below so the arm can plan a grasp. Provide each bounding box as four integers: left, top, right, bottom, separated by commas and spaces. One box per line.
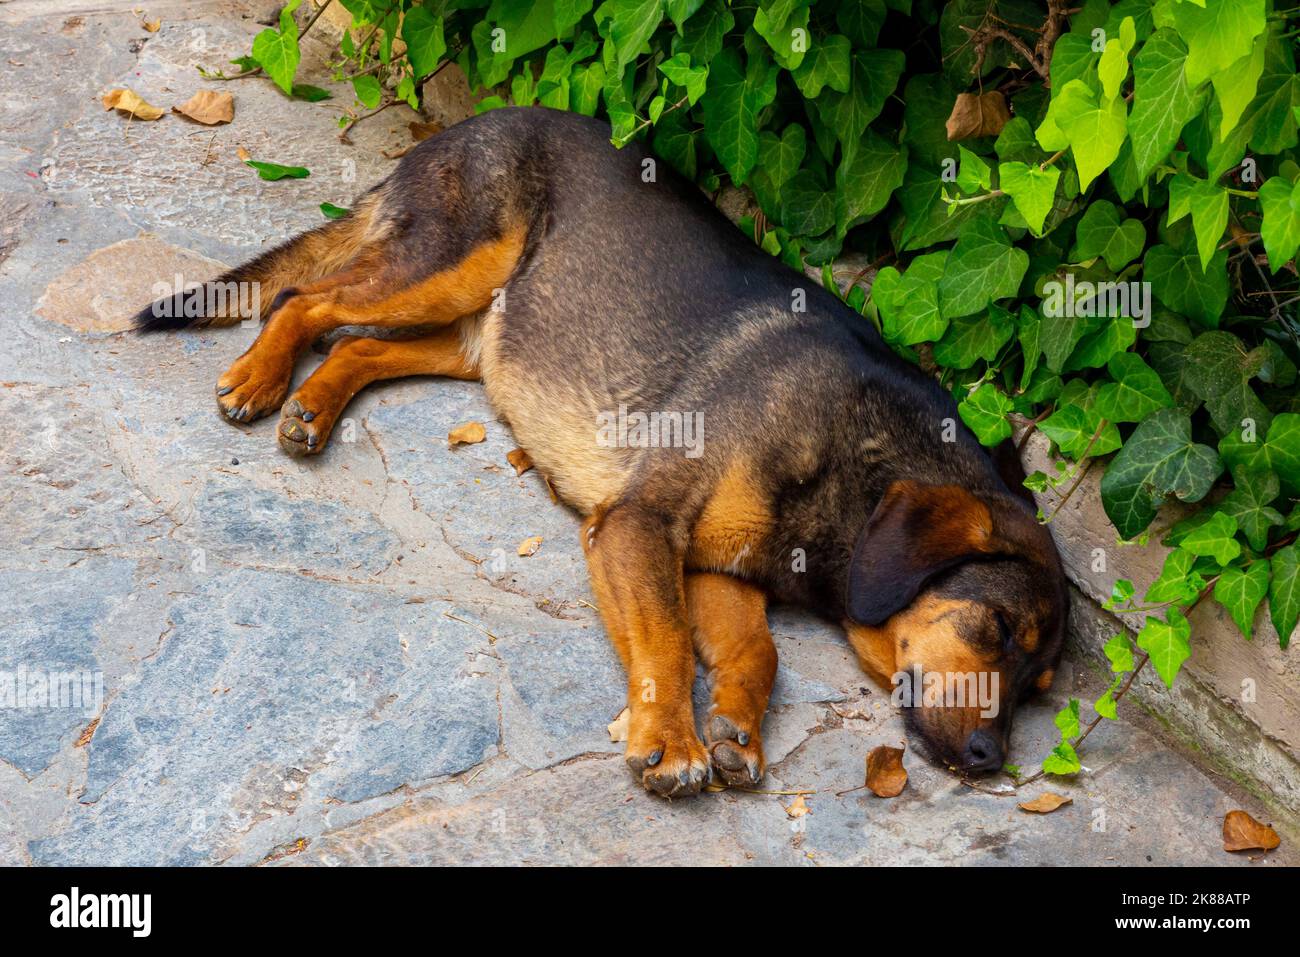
215, 226, 525, 423
686, 573, 777, 787
582, 502, 712, 797
276, 324, 480, 457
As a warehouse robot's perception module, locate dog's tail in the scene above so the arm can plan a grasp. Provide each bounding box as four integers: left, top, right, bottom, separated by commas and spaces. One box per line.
132, 187, 393, 333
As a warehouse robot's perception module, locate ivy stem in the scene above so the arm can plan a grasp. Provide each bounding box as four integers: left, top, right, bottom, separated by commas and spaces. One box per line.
1042, 418, 1108, 524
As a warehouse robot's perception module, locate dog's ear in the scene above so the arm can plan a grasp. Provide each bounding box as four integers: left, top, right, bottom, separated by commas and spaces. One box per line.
846, 480, 1053, 625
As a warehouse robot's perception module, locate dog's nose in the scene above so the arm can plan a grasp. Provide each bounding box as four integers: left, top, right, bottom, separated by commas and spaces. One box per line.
962, 729, 1004, 774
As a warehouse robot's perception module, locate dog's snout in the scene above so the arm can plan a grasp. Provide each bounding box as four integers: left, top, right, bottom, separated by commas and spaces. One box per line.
961, 729, 1004, 774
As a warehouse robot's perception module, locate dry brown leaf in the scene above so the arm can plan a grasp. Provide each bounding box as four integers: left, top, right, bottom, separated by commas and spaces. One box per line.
142, 18, 161, 32
448, 421, 486, 446
101, 88, 165, 121
409, 120, 443, 141
785, 794, 810, 818
173, 90, 234, 125
1018, 792, 1073, 814
236, 145, 251, 162
945, 91, 1011, 141
865, 744, 908, 797
1223, 810, 1281, 852
517, 535, 543, 557
606, 707, 629, 743
506, 447, 533, 475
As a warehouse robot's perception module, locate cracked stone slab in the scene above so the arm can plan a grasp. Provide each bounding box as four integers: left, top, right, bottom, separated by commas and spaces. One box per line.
29, 569, 500, 865
366, 385, 593, 614
0, 558, 134, 777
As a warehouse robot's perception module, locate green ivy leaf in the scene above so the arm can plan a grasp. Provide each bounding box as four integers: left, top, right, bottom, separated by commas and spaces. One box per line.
1071, 200, 1146, 271
1258, 175, 1300, 273
1143, 242, 1229, 328
250, 0, 302, 95
1145, 548, 1204, 605
933, 303, 1016, 368
1039, 402, 1121, 459
1180, 511, 1242, 565
1215, 562, 1270, 640
1094, 352, 1174, 424
1104, 632, 1135, 673
780, 168, 835, 237
658, 52, 709, 105
699, 45, 776, 184
402, 5, 447, 79
569, 61, 606, 116
1219, 469, 1283, 552
813, 49, 905, 151
1042, 741, 1082, 775
1100, 408, 1222, 539
1039, 79, 1127, 193
835, 129, 906, 237
1172, 0, 1266, 87
998, 161, 1060, 236
756, 124, 806, 189
243, 159, 310, 181
937, 219, 1028, 320
875, 251, 948, 346
351, 74, 382, 109
958, 381, 1014, 446
610, 0, 665, 74
1182, 331, 1272, 437
1270, 544, 1300, 649
1167, 175, 1228, 272
1137, 608, 1192, 689
1127, 29, 1206, 181
319, 202, 349, 219
791, 34, 852, 98
1054, 698, 1081, 739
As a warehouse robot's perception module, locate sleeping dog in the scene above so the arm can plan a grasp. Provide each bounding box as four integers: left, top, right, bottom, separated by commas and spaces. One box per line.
136, 107, 1067, 797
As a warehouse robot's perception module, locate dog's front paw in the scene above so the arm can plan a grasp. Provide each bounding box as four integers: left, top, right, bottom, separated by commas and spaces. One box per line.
705, 713, 765, 787
216, 353, 291, 424
626, 716, 711, 798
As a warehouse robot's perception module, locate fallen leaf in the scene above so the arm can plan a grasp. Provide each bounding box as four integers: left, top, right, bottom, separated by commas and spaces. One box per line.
506, 448, 533, 475
945, 91, 1011, 141
409, 120, 442, 141
607, 707, 629, 743
243, 159, 310, 181
142, 18, 161, 32
1223, 810, 1281, 852
1018, 792, 1073, 814
101, 88, 164, 121
785, 794, 810, 818
865, 744, 908, 797
517, 535, 543, 557
448, 421, 486, 446
173, 89, 234, 125
236, 145, 250, 162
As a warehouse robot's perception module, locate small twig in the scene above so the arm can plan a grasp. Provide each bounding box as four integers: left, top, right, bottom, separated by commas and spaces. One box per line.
338, 97, 401, 143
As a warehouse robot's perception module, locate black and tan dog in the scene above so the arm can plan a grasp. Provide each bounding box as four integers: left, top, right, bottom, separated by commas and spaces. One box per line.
136, 107, 1067, 797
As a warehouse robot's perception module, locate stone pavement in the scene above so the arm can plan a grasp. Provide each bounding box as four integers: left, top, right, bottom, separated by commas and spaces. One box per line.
0, 0, 1295, 866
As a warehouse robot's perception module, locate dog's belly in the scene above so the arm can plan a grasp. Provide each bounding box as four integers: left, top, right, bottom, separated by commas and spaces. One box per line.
473, 309, 635, 515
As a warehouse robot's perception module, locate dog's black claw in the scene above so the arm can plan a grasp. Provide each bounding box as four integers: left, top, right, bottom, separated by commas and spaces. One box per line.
647, 749, 662, 767
302, 410, 315, 422
737, 731, 749, 746
217, 386, 233, 396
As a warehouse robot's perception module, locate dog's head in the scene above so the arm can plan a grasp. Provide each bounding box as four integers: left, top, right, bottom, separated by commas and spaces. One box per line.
843, 480, 1066, 775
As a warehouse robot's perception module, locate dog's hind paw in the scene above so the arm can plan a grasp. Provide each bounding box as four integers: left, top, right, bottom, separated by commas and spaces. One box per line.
216, 354, 290, 424
277, 396, 333, 457
705, 713, 765, 788
626, 726, 711, 798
